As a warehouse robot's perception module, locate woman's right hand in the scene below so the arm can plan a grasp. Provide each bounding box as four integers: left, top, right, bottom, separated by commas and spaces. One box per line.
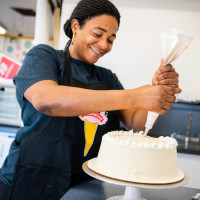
129, 84, 181, 115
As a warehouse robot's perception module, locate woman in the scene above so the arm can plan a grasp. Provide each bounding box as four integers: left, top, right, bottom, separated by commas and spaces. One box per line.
0, 0, 181, 199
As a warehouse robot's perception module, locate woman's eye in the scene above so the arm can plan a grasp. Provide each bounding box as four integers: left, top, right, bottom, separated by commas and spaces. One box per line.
94, 33, 101, 37
108, 40, 113, 44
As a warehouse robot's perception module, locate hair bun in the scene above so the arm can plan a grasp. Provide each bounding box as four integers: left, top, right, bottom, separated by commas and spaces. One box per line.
63, 19, 73, 39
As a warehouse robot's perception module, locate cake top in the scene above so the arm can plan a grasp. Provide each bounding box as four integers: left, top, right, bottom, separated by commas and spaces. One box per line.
103, 130, 178, 149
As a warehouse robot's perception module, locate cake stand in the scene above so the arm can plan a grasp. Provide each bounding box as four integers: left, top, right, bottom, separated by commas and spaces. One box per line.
82, 161, 189, 200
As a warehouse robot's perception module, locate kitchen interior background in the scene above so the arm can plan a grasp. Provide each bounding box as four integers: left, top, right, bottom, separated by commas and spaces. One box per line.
0, 0, 200, 189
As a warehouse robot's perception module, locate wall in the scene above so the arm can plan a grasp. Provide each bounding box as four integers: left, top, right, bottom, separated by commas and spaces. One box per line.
0, 35, 33, 62
59, 0, 200, 99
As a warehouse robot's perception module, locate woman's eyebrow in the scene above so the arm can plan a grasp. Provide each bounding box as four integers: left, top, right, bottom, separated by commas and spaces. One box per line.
93, 27, 116, 37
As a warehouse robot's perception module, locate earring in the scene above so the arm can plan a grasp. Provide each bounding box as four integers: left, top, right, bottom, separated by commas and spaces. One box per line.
71, 32, 76, 45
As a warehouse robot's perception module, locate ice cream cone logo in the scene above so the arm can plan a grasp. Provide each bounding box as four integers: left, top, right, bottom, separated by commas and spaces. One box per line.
79, 112, 108, 156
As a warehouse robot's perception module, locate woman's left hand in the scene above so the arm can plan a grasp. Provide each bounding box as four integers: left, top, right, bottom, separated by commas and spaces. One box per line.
152, 58, 180, 89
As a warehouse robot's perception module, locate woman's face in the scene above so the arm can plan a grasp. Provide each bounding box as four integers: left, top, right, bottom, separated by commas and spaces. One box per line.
69, 14, 118, 64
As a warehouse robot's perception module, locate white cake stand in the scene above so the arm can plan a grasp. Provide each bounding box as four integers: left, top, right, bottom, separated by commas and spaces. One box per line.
82, 161, 189, 200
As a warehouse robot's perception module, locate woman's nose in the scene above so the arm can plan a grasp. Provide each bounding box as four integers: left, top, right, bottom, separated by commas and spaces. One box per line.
98, 39, 108, 51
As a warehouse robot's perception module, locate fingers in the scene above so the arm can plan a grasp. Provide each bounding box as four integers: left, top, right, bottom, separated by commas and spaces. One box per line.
157, 71, 178, 80
166, 94, 176, 102
158, 100, 173, 115
155, 85, 181, 97
154, 103, 171, 115
157, 71, 179, 81
166, 86, 182, 95
156, 65, 179, 87
151, 85, 180, 114
157, 77, 179, 87
134, 85, 181, 115
159, 64, 175, 72
153, 61, 180, 88
159, 108, 167, 115
157, 63, 175, 73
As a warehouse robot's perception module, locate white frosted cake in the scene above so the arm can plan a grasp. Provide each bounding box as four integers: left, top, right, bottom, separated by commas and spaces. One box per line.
88, 130, 184, 184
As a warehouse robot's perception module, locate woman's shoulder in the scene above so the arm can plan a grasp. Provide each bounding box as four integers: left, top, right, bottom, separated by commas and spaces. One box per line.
29, 44, 54, 53
28, 44, 62, 56
25, 44, 65, 65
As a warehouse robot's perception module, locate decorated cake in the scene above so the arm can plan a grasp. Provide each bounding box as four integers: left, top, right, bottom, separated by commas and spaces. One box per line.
88, 130, 184, 184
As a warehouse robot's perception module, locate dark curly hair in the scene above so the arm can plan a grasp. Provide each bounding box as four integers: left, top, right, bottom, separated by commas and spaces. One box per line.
63, 0, 121, 39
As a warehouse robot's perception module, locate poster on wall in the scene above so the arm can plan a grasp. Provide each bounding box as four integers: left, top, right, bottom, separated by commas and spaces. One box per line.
0, 53, 21, 80
3, 37, 33, 62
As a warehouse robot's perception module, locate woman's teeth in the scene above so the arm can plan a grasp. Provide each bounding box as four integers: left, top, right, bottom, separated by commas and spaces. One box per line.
91, 47, 101, 55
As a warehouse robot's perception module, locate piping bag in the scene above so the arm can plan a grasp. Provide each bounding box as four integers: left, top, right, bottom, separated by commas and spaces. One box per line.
144, 29, 193, 136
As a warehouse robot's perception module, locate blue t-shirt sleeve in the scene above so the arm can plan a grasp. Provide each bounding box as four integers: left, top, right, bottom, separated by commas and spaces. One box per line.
13, 44, 59, 97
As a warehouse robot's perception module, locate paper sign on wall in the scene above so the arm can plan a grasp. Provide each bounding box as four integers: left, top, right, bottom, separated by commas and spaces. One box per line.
0, 53, 21, 79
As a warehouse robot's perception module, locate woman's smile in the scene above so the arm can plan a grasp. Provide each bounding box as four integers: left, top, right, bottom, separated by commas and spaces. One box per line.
69, 14, 118, 64
90, 46, 103, 57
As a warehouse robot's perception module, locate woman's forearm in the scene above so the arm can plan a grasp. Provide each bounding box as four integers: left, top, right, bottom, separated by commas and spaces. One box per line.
25, 80, 132, 116
25, 80, 180, 118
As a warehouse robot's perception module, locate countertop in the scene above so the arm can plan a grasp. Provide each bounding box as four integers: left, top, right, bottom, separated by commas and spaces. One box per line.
61, 179, 200, 200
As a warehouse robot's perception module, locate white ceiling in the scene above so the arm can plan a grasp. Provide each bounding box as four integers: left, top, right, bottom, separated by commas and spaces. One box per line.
1, 0, 199, 37
0, 0, 62, 37
0, 0, 37, 36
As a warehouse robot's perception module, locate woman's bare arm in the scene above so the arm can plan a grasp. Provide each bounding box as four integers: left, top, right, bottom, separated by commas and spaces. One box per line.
24, 80, 180, 119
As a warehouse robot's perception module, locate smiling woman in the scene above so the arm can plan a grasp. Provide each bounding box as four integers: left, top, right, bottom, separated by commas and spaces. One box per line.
69, 15, 118, 64
63, 0, 120, 64
0, 0, 181, 199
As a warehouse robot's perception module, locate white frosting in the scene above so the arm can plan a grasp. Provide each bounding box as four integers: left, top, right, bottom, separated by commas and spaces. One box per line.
92, 130, 183, 184
105, 130, 177, 149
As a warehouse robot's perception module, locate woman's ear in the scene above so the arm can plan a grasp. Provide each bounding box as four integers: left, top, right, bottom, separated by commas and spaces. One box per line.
71, 19, 80, 33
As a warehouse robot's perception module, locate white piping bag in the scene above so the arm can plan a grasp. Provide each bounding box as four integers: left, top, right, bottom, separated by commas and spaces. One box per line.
144, 29, 193, 136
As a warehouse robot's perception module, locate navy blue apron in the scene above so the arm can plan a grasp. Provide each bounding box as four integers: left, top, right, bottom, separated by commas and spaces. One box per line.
8, 44, 121, 200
